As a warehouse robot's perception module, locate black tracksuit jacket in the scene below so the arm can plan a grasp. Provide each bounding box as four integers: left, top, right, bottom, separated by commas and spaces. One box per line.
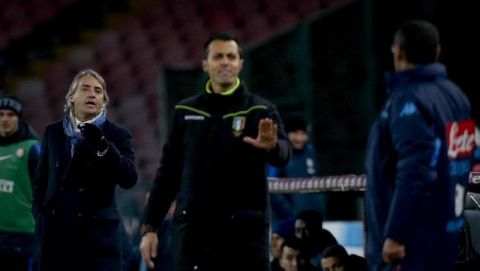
144, 83, 291, 271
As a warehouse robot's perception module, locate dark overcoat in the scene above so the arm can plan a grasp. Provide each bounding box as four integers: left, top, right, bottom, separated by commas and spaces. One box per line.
33, 119, 137, 271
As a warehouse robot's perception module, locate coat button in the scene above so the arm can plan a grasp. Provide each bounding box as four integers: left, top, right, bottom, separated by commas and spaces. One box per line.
78, 188, 85, 192
182, 210, 187, 215
230, 214, 235, 219
52, 209, 55, 215
77, 212, 83, 217
193, 265, 198, 270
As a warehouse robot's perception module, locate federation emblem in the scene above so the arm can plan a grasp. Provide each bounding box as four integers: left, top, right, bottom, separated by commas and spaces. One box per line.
232, 116, 246, 137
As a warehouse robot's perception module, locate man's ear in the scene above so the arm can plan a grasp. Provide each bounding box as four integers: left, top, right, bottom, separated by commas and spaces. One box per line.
392, 44, 404, 61
392, 43, 408, 71
435, 45, 441, 61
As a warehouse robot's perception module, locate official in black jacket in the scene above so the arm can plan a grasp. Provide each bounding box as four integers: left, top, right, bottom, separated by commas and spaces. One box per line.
140, 33, 291, 271
32, 69, 137, 271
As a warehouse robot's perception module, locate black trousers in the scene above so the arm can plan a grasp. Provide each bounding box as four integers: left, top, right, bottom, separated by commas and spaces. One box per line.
0, 254, 31, 271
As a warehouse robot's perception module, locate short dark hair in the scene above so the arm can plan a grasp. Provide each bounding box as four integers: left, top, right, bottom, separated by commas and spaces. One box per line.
202, 32, 243, 59
323, 244, 348, 265
393, 20, 439, 64
296, 209, 324, 238
297, 209, 323, 228
280, 238, 302, 256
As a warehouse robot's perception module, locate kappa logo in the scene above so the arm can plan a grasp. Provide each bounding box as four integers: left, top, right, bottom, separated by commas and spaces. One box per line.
399, 102, 418, 117
0, 179, 14, 193
380, 110, 389, 119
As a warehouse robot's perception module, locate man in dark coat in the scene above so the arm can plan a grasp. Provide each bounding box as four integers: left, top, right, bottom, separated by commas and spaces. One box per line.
32, 69, 138, 271
140, 32, 291, 271
364, 20, 475, 271
0, 96, 40, 271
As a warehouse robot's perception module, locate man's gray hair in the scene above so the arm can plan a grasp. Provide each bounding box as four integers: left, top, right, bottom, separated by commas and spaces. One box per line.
64, 69, 110, 112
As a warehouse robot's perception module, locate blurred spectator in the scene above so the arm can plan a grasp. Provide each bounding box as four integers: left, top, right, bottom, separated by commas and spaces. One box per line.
295, 210, 337, 269
271, 217, 296, 270
321, 244, 367, 271
278, 238, 316, 271
0, 96, 40, 271
268, 113, 325, 227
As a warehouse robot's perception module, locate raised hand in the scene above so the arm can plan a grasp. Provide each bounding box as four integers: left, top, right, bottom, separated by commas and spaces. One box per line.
243, 118, 277, 151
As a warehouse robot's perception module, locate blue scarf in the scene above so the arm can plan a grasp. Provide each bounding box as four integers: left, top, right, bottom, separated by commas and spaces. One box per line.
63, 108, 107, 157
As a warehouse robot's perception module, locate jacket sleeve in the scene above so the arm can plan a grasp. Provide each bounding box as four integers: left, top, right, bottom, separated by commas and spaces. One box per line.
384, 93, 438, 244
28, 141, 41, 180
32, 128, 49, 220
143, 109, 184, 229
103, 127, 137, 189
266, 107, 292, 167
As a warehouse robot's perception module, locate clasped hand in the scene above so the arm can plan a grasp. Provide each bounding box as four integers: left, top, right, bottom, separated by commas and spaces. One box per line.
78, 123, 109, 154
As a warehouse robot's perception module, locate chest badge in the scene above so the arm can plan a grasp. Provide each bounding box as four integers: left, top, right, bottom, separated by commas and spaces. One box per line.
232, 116, 246, 137
16, 148, 25, 158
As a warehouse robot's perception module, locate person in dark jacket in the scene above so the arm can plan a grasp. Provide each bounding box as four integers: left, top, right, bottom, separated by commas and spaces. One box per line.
268, 113, 324, 226
295, 210, 337, 269
140, 32, 291, 271
364, 20, 475, 271
271, 217, 296, 271
278, 238, 316, 271
321, 244, 367, 271
0, 96, 40, 271
32, 69, 138, 271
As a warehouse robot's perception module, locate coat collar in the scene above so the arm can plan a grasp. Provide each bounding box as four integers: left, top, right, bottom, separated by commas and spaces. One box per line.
385, 63, 447, 93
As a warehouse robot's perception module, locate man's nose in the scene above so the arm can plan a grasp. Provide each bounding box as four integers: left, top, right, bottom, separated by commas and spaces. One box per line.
87, 89, 97, 97
220, 56, 230, 65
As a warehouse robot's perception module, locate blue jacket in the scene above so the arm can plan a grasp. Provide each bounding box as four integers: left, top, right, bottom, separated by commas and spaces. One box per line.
268, 143, 325, 224
365, 63, 475, 270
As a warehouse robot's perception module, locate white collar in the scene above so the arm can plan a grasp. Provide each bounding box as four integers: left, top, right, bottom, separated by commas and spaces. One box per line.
72, 111, 103, 133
